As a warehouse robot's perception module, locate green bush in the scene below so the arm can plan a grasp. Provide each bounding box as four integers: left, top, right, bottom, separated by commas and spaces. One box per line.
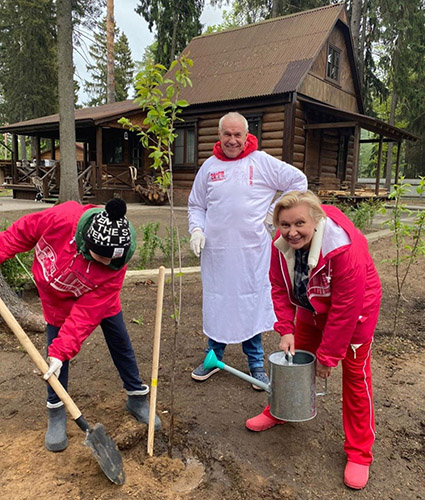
158, 226, 189, 266
337, 199, 383, 231
1, 220, 34, 291
136, 221, 190, 269
137, 221, 162, 269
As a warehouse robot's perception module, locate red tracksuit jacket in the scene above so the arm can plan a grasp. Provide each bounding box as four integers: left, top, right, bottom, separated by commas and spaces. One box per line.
269, 204, 382, 367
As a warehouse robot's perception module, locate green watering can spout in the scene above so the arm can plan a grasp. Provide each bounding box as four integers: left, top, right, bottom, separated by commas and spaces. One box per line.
203, 349, 225, 370
203, 350, 271, 393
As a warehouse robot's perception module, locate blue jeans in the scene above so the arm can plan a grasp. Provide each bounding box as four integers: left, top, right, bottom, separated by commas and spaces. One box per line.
206, 333, 264, 371
46, 311, 143, 405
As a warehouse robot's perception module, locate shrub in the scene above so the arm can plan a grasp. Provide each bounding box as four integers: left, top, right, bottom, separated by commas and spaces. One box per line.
1, 220, 34, 291
337, 199, 383, 231
137, 221, 162, 269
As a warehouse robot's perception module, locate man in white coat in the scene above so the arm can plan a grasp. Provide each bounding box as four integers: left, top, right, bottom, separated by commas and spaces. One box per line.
188, 112, 308, 388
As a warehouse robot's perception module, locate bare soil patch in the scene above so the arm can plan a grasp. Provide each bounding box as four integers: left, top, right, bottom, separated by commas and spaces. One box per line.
0, 204, 424, 499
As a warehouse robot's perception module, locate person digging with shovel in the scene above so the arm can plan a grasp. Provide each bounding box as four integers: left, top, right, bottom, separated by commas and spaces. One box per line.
0, 198, 161, 452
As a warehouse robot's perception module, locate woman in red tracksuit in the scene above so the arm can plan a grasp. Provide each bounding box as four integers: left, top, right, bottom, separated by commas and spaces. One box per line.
246, 190, 381, 490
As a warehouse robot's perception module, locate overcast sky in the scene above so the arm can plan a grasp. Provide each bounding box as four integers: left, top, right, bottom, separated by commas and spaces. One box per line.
74, 0, 223, 105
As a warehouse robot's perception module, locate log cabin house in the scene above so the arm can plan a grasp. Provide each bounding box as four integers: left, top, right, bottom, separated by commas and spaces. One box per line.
0, 3, 417, 205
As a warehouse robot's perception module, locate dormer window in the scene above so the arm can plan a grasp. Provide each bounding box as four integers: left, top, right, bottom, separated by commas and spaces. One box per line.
327, 45, 341, 82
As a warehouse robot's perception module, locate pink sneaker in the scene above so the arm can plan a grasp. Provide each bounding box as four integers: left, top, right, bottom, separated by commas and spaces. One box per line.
344, 461, 369, 489
245, 412, 285, 432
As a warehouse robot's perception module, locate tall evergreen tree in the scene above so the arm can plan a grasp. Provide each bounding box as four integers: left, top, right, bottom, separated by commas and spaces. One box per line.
84, 18, 134, 106
0, 0, 58, 123
135, 0, 204, 66
210, 0, 329, 24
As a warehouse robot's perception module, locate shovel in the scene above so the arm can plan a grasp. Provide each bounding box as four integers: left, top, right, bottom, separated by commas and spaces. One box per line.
0, 297, 125, 485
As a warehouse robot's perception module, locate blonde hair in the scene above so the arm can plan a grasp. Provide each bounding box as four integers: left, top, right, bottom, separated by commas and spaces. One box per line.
273, 190, 326, 227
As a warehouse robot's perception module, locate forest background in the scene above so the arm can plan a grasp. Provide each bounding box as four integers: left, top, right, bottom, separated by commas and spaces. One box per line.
0, 0, 425, 181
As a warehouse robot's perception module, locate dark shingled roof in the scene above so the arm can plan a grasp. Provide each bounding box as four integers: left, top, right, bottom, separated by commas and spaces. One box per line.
177, 3, 346, 105
0, 99, 139, 134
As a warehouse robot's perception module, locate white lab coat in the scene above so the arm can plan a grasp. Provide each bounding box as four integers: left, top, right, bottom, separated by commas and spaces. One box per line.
188, 150, 308, 344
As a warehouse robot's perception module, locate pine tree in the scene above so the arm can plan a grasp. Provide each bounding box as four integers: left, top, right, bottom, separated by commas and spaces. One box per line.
84, 18, 135, 106
135, 0, 204, 66
0, 0, 58, 123
209, 0, 329, 24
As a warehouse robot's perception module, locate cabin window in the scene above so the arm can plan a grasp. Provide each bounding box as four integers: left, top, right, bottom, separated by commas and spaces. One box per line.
103, 129, 123, 164
174, 125, 195, 167
327, 45, 341, 82
247, 116, 262, 147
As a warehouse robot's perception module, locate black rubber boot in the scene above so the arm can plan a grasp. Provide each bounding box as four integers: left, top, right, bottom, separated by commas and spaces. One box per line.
125, 395, 161, 431
45, 406, 68, 452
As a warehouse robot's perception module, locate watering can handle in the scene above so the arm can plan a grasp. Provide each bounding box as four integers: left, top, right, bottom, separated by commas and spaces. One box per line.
316, 378, 327, 397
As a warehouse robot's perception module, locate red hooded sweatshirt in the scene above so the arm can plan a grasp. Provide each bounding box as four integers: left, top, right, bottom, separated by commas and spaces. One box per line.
0, 202, 134, 361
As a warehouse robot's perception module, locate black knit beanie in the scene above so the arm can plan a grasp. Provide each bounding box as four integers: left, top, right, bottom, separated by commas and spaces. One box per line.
84, 199, 132, 259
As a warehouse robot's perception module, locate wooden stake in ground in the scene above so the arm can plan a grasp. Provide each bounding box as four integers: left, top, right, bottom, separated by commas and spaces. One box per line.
148, 266, 166, 456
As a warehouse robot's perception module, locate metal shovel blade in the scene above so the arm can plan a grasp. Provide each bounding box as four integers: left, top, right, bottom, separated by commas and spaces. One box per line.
84, 423, 125, 485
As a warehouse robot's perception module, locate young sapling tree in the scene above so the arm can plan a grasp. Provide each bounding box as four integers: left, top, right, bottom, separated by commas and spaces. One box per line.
382, 176, 425, 335
119, 54, 192, 456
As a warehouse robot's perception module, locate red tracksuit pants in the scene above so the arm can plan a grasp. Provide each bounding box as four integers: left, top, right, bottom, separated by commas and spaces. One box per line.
262, 318, 375, 465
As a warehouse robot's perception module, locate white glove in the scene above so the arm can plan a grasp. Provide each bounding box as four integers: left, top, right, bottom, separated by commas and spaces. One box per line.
264, 212, 275, 235
43, 357, 63, 380
190, 228, 205, 257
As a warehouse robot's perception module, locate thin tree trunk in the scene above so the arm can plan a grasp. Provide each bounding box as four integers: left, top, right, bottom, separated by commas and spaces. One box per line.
19, 136, 26, 161
358, 6, 367, 87
350, 0, 362, 63
30, 136, 37, 160
170, 10, 178, 64
385, 92, 397, 190
106, 0, 115, 103
57, 0, 80, 203
271, 0, 279, 18
0, 272, 45, 333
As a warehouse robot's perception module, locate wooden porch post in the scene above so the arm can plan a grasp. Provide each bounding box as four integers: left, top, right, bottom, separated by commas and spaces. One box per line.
394, 141, 402, 186
35, 136, 41, 175
375, 135, 383, 195
283, 93, 296, 164
96, 127, 103, 189
50, 138, 56, 160
350, 125, 360, 195
12, 134, 18, 183
83, 142, 88, 169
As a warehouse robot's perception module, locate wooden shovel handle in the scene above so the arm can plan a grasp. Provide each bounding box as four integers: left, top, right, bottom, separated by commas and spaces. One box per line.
147, 266, 166, 456
0, 297, 82, 420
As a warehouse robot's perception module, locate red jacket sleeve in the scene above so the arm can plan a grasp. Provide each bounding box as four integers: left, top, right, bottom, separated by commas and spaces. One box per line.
47, 269, 125, 361
316, 248, 367, 367
0, 210, 50, 264
269, 242, 296, 336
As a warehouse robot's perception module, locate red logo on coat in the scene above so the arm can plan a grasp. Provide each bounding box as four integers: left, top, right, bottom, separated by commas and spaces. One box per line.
210, 171, 225, 182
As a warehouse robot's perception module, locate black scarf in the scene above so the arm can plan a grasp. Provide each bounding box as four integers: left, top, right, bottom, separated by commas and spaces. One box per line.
293, 249, 314, 312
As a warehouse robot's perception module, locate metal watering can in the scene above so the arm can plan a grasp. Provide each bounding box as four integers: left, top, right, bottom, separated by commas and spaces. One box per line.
204, 349, 327, 422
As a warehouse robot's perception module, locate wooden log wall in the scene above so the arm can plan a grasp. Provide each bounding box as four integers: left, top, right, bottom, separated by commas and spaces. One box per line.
174, 103, 309, 191
293, 101, 306, 171
318, 129, 340, 189
345, 134, 355, 182
174, 115, 221, 188
261, 106, 285, 159
196, 105, 289, 167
